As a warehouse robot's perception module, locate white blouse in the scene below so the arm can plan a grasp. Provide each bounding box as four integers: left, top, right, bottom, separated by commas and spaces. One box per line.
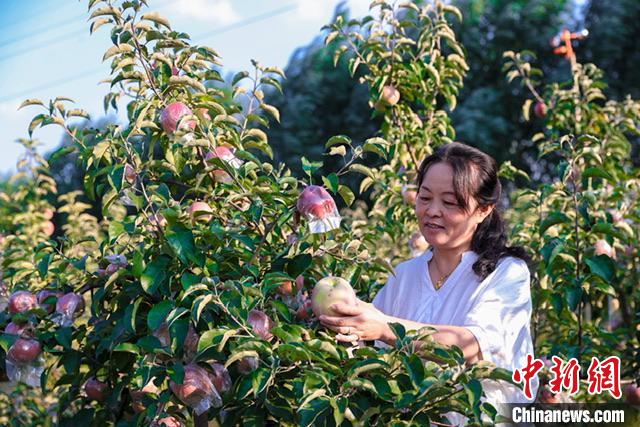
373, 250, 538, 423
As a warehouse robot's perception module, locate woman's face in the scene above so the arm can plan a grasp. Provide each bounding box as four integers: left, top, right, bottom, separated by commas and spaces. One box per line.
415, 162, 492, 252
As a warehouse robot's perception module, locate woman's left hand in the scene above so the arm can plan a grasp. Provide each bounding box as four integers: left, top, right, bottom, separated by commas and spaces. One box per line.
318, 299, 391, 342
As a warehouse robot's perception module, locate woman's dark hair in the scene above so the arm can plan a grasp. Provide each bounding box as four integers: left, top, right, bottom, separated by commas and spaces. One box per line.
416, 142, 529, 279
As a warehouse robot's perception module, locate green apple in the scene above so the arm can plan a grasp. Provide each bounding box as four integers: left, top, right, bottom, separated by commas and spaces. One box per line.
311, 276, 357, 317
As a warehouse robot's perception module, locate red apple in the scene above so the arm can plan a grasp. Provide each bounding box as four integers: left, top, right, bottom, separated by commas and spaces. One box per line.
286, 233, 298, 245
148, 213, 167, 229
56, 292, 85, 318
153, 322, 199, 357
237, 356, 259, 375
538, 386, 560, 404
8, 290, 38, 314
4, 322, 30, 337
196, 108, 211, 122
208, 363, 232, 394
211, 169, 233, 184
160, 102, 196, 135
594, 239, 614, 258
608, 209, 623, 224
205, 146, 235, 163
42, 221, 55, 237
124, 164, 137, 184
184, 324, 200, 359
277, 275, 303, 296
189, 201, 213, 223
43, 208, 54, 220
105, 254, 128, 267
297, 186, 336, 220
105, 263, 120, 275
409, 232, 429, 254
381, 85, 400, 106
85, 377, 109, 402
130, 378, 161, 413
625, 384, 640, 406
296, 299, 312, 320
152, 416, 183, 427
401, 186, 417, 205
311, 276, 357, 317
169, 363, 216, 410
247, 309, 274, 341
7, 338, 41, 364
534, 101, 547, 118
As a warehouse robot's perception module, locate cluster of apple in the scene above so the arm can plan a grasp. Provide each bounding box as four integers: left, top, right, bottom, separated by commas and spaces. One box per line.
3, 289, 84, 385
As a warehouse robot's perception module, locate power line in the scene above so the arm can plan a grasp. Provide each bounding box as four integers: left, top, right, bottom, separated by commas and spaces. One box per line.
0, 0, 175, 62
0, 14, 85, 49
0, 4, 298, 103
0, 66, 105, 104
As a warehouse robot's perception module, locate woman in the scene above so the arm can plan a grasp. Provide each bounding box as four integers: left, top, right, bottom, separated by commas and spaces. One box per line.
319, 142, 537, 420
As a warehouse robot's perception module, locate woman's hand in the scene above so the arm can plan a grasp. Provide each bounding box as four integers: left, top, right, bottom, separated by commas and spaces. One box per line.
318, 299, 392, 343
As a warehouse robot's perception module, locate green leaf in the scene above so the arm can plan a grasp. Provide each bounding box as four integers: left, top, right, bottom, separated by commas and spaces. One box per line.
347, 359, 388, 379
585, 256, 616, 282
321, 173, 339, 193
325, 135, 352, 148
591, 222, 627, 242
147, 300, 174, 331
328, 145, 347, 157
141, 12, 171, 29
540, 213, 570, 234
582, 167, 615, 182
301, 157, 323, 178
232, 71, 250, 86
141, 256, 169, 294
522, 99, 532, 121
260, 103, 280, 123
349, 163, 375, 179
113, 343, 140, 354
564, 286, 582, 312
165, 225, 202, 266
464, 379, 482, 406
338, 185, 355, 206
252, 367, 272, 397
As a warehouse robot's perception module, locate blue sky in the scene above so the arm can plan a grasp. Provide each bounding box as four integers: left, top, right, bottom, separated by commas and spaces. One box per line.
0, 0, 370, 174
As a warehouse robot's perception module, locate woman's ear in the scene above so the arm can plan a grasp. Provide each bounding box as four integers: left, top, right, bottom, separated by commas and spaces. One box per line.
476, 204, 494, 224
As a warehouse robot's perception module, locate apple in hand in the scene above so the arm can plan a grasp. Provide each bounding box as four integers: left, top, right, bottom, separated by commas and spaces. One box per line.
311, 276, 357, 317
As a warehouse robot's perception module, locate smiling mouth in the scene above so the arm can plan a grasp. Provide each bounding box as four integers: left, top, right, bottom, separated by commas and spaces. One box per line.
424, 222, 444, 230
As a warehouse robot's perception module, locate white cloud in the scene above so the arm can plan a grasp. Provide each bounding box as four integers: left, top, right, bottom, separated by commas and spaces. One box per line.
166, 0, 240, 25
0, 101, 23, 118
294, 0, 372, 22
